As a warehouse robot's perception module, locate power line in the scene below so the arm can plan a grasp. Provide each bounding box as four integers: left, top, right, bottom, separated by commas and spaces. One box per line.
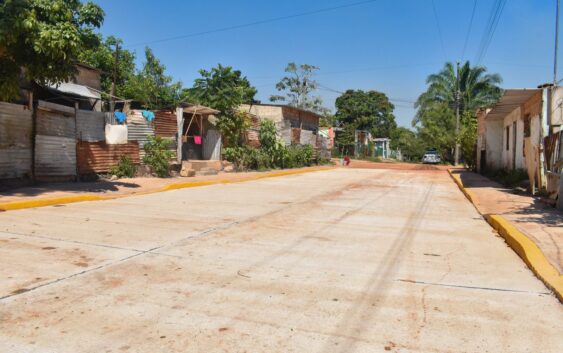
431, 0, 448, 61
461, 0, 478, 60
127, 0, 379, 48
474, 0, 508, 64
316, 83, 417, 105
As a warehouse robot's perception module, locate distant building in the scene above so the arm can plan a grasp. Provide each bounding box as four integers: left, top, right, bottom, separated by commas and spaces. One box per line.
240, 103, 321, 145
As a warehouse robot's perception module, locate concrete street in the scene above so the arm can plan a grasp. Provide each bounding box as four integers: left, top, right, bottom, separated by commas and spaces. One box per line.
0, 168, 561, 353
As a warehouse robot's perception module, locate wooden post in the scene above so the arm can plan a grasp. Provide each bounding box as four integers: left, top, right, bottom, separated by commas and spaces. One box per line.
176, 107, 183, 164
28, 90, 36, 182
74, 102, 80, 181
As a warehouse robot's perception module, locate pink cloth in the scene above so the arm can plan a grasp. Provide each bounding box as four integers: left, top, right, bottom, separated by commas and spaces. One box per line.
194, 136, 202, 145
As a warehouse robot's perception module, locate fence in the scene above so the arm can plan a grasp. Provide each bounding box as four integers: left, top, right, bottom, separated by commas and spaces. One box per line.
0, 100, 150, 182
0, 102, 33, 179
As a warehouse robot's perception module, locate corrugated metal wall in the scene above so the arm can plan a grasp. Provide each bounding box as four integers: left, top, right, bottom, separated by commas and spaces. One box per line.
154, 110, 177, 137
76, 110, 105, 142
203, 129, 221, 160
35, 101, 76, 178
127, 110, 154, 160
35, 135, 76, 176
77, 141, 140, 174
0, 102, 32, 179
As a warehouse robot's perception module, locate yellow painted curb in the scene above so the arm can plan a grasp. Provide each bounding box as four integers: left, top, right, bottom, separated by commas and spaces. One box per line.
447, 168, 563, 303
0, 166, 335, 212
486, 214, 563, 302
447, 169, 477, 203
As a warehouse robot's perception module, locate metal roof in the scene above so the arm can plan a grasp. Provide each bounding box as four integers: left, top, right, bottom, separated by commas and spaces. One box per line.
181, 104, 220, 115
47, 82, 101, 100
485, 89, 541, 121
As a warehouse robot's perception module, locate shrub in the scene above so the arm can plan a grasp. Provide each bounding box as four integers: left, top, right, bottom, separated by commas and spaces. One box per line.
224, 146, 258, 171
110, 156, 136, 178
225, 120, 319, 171
485, 168, 529, 188
143, 135, 173, 177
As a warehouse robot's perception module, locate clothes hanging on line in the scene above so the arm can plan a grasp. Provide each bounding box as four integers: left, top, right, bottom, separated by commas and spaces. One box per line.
114, 111, 126, 124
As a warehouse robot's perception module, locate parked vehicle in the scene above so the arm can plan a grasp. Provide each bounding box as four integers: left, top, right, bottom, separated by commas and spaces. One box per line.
422, 150, 441, 164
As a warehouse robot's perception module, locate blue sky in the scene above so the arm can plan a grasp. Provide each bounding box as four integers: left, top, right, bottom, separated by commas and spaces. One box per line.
95, 0, 558, 127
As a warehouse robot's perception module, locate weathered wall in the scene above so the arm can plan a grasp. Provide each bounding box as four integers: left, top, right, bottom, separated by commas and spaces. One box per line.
550, 86, 563, 126
76, 110, 105, 142
77, 141, 140, 174
485, 119, 504, 171
154, 110, 177, 137
75, 65, 101, 91
240, 105, 284, 125
35, 101, 76, 179
501, 107, 524, 170
127, 110, 154, 160
0, 102, 32, 179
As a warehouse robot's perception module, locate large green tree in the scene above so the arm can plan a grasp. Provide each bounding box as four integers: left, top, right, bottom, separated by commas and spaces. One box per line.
78, 35, 136, 99
390, 127, 425, 162
122, 47, 182, 110
335, 89, 397, 138
270, 63, 327, 114
0, 0, 105, 101
186, 64, 257, 146
413, 61, 502, 162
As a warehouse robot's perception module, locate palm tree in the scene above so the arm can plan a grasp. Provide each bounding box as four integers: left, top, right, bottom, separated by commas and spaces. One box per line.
414, 61, 502, 124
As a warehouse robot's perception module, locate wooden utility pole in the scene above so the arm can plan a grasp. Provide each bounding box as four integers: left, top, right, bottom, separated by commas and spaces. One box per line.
454, 61, 461, 165
110, 43, 120, 111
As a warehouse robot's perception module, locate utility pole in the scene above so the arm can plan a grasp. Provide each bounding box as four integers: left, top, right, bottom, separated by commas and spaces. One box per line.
454, 61, 461, 165
555, 0, 560, 85
110, 43, 120, 111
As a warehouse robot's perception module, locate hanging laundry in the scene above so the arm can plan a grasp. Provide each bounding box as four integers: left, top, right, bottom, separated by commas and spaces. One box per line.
194, 135, 202, 145
114, 111, 126, 124
142, 110, 155, 122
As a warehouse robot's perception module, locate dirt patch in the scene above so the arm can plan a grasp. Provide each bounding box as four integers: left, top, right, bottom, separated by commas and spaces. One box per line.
346, 160, 448, 171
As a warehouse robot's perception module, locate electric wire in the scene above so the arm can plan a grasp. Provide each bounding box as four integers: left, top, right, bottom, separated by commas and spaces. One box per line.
127, 0, 379, 48
461, 0, 478, 60
431, 0, 448, 61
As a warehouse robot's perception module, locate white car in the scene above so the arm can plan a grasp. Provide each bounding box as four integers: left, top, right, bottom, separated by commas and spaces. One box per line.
422, 150, 441, 164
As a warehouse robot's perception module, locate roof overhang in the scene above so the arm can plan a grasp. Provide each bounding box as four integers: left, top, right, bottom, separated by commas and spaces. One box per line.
46, 82, 101, 100
485, 89, 541, 121
181, 104, 220, 115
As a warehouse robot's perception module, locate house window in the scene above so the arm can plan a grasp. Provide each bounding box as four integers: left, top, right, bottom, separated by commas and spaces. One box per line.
523, 115, 531, 137
505, 126, 510, 151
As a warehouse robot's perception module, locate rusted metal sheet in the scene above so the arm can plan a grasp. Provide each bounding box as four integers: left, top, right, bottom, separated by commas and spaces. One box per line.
34, 101, 77, 178
76, 110, 105, 141
77, 141, 140, 174
154, 110, 177, 137
291, 128, 301, 145
127, 110, 154, 159
245, 129, 260, 147
36, 101, 75, 138
0, 102, 33, 179
35, 135, 76, 176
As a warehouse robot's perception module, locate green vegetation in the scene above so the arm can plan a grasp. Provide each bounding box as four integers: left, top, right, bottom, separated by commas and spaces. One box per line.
186, 64, 257, 147
0, 0, 105, 100
484, 168, 529, 188
79, 35, 136, 100
334, 89, 397, 155
413, 61, 502, 164
110, 156, 136, 178
223, 120, 316, 171
143, 136, 173, 177
270, 63, 328, 114
122, 47, 182, 110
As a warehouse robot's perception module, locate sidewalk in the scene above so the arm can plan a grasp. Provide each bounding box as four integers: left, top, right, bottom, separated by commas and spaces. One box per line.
0, 166, 333, 210
449, 169, 563, 301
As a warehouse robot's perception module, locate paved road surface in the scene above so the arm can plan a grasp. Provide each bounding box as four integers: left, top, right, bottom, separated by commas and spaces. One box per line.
0, 168, 561, 352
